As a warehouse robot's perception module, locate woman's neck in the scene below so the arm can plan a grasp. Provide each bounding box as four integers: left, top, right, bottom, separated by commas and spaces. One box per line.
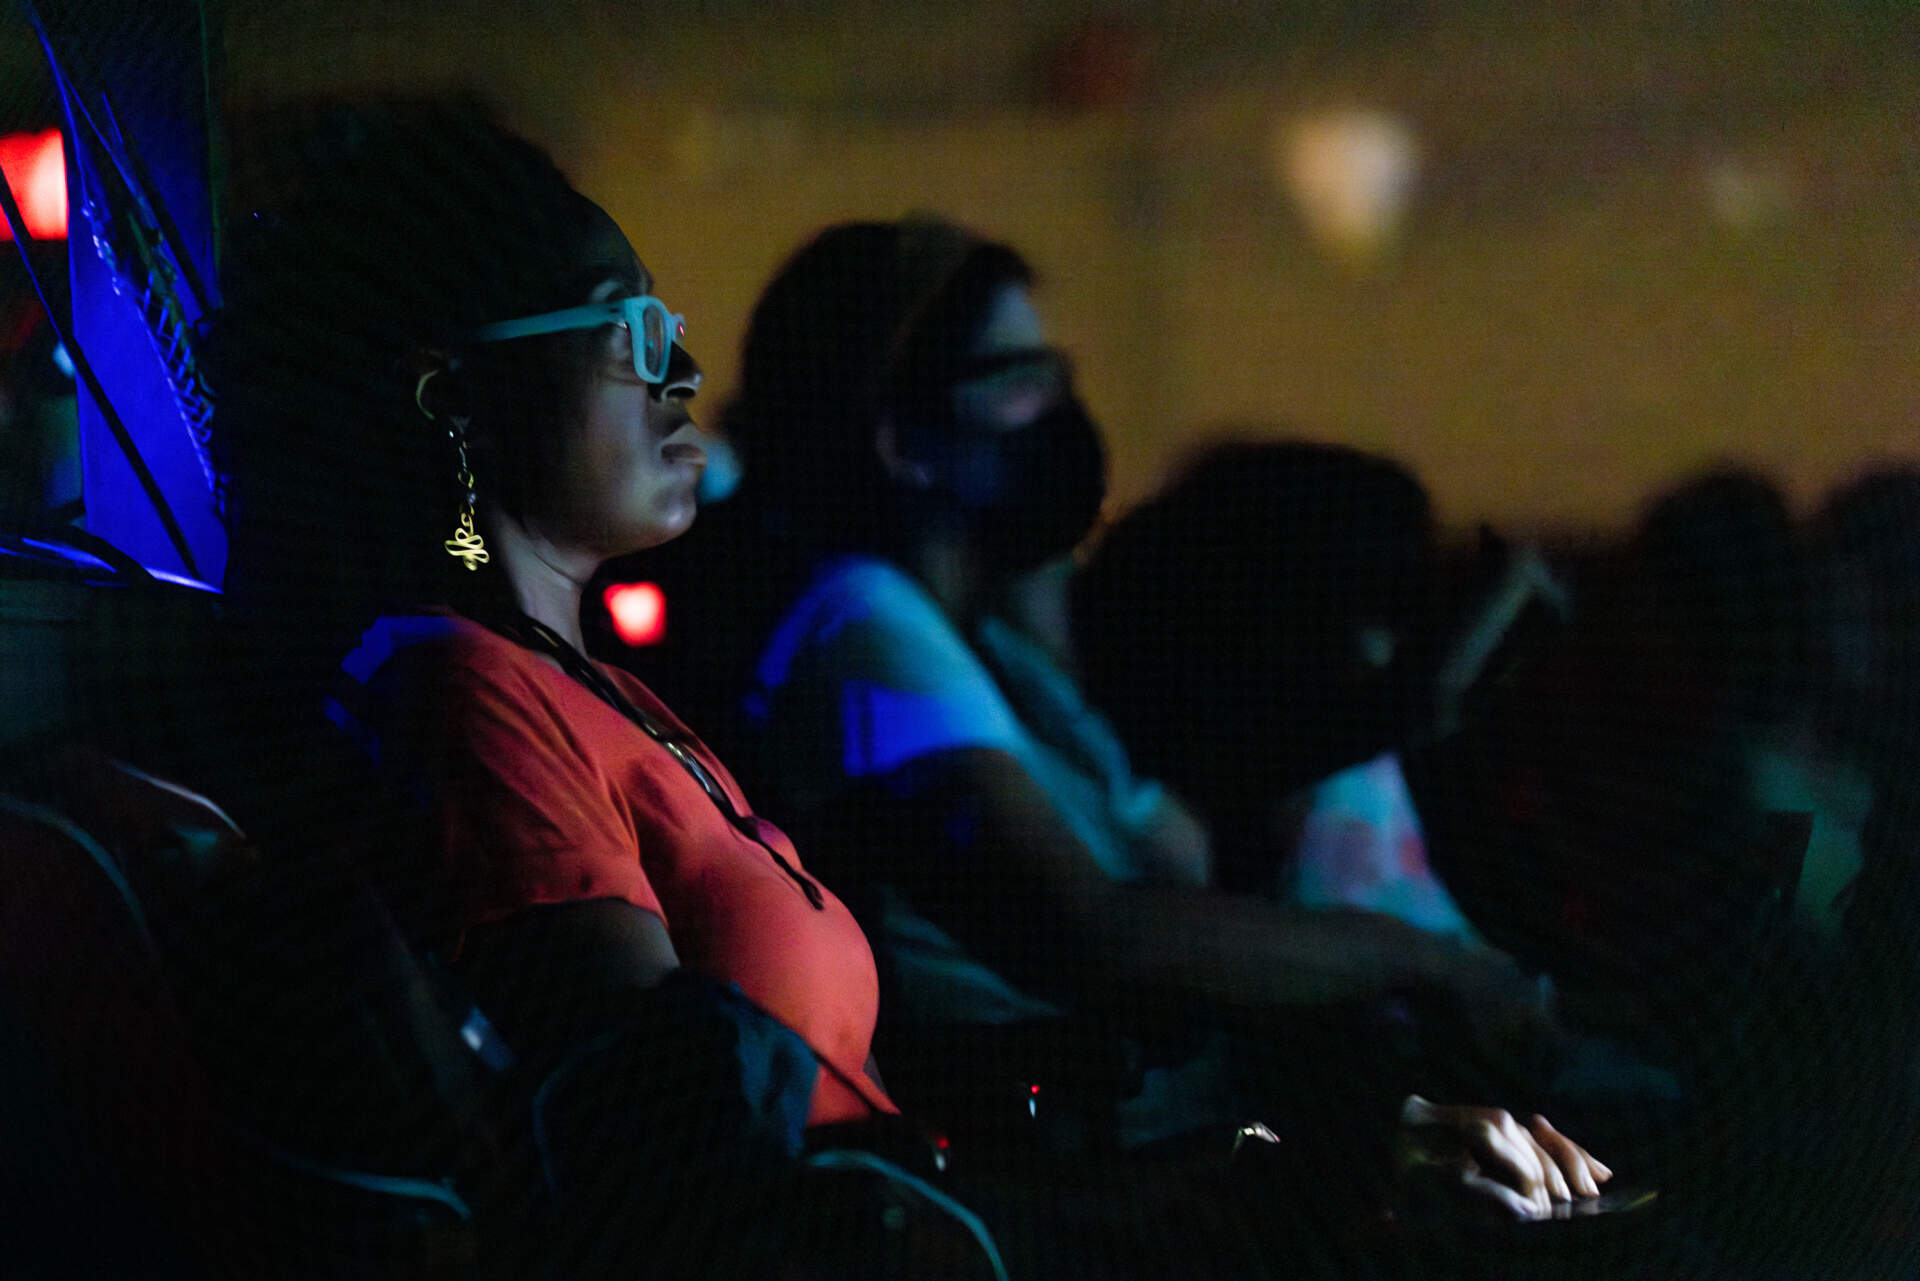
905, 521, 984, 622
481, 509, 598, 651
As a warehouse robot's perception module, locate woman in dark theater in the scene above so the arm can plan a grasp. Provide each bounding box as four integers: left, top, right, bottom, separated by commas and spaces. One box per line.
208, 103, 946, 1278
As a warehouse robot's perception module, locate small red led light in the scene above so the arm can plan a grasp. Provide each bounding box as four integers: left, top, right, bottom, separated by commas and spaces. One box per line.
603, 581, 667, 646
0, 129, 66, 241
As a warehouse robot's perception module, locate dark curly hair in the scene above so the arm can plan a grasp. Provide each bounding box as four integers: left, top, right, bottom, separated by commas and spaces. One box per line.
210, 97, 635, 697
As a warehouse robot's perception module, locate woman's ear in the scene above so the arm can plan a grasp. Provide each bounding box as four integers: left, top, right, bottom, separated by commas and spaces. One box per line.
874, 413, 933, 489
410, 351, 474, 423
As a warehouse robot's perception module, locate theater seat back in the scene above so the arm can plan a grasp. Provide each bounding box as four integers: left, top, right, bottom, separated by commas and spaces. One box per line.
0, 791, 241, 1270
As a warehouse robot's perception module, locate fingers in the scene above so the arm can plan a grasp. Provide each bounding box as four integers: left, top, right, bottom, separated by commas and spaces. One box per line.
1402, 1096, 1552, 1213
1528, 1115, 1612, 1197
1462, 1113, 1553, 1217
1399, 1097, 1617, 1219
1523, 1126, 1573, 1204
1459, 1167, 1546, 1221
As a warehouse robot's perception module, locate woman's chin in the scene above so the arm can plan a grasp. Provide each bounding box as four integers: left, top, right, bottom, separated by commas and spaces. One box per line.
632, 500, 697, 553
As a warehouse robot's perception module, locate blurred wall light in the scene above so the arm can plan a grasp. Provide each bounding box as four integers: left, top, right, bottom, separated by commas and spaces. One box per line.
0, 129, 68, 240
1703, 155, 1795, 231
603, 581, 668, 647
1273, 110, 1418, 263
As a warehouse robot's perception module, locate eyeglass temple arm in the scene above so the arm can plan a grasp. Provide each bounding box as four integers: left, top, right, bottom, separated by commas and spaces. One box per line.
471, 301, 626, 342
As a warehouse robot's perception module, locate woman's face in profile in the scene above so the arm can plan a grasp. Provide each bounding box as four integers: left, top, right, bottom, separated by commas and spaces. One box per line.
951, 284, 1057, 430
535, 251, 706, 563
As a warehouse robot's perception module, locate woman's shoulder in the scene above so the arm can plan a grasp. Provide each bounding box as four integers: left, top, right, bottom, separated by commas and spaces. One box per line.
326, 610, 569, 773
339, 609, 547, 699
756, 554, 962, 687
787, 554, 954, 642
809, 553, 921, 596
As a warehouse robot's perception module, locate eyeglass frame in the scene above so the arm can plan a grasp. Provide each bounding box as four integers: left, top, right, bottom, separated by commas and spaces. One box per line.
937, 345, 1072, 384
931, 344, 1076, 426
470, 294, 687, 384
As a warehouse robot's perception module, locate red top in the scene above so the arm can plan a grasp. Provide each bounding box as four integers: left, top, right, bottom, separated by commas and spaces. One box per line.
343, 613, 894, 1127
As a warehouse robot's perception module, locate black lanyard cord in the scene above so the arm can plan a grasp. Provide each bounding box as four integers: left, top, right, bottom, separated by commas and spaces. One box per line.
493, 612, 825, 911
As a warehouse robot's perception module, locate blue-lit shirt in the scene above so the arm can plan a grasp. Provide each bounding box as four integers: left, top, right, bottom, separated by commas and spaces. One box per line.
746, 556, 1162, 1024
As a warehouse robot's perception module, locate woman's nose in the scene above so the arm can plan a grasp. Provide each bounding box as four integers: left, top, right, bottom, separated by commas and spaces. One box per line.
655, 342, 702, 401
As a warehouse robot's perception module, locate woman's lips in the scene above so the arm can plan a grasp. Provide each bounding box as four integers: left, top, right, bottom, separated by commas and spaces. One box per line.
662, 441, 708, 469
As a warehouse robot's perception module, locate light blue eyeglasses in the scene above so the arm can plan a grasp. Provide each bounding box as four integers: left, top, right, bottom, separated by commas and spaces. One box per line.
471, 295, 687, 384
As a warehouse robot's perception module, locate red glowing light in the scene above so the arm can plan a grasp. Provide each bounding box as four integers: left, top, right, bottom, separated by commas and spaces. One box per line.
1029, 1084, 1041, 1095
0, 129, 66, 241
603, 581, 667, 647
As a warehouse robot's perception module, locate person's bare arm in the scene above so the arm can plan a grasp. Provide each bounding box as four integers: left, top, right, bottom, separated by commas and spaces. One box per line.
1130, 788, 1214, 888
871, 747, 1532, 1029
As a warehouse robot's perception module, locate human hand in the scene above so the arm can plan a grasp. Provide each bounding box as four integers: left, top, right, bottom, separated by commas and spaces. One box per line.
1395, 1094, 1612, 1221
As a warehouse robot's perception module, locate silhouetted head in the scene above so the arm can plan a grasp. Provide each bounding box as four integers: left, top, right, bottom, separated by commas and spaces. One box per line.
1812, 466, 1920, 763
724, 217, 1104, 578
1631, 468, 1805, 725
1076, 437, 1435, 869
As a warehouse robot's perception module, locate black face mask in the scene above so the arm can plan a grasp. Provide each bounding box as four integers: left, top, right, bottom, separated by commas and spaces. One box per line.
903, 392, 1108, 575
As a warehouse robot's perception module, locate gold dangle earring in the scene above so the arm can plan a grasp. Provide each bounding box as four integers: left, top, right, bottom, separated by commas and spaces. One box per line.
443, 423, 490, 571
416, 369, 490, 571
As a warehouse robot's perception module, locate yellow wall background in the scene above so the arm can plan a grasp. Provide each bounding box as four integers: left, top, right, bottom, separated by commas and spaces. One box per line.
222, 0, 1919, 532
